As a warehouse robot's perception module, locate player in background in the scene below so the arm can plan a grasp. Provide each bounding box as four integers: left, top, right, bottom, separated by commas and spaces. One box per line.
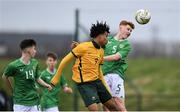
50, 21, 120, 111
102, 20, 135, 111
40, 52, 72, 112
2, 39, 52, 112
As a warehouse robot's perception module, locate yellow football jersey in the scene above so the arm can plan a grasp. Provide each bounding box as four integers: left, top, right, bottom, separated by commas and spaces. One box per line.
71, 40, 104, 83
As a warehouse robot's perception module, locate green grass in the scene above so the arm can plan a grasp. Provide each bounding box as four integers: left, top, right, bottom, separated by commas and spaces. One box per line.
0, 58, 180, 110
125, 58, 180, 110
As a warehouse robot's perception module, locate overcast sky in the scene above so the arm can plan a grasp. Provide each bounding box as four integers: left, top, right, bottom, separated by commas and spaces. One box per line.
0, 0, 180, 42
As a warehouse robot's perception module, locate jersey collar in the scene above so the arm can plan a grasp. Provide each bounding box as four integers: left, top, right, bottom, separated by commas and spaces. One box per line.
19, 58, 30, 65
47, 68, 56, 75
92, 40, 100, 49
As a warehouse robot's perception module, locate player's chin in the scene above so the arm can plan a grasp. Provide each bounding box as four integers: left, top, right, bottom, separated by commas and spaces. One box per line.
123, 35, 129, 39
31, 54, 36, 58
102, 43, 107, 48
104, 40, 108, 45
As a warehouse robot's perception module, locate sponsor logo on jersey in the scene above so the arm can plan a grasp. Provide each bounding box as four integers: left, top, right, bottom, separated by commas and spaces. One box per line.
47, 76, 51, 79
20, 69, 23, 72
92, 96, 96, 101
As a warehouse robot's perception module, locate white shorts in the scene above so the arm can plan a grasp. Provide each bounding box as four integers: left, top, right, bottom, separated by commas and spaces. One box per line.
13, 104, 40, 112
104, 73, 125, 98
44, 106, 59, 112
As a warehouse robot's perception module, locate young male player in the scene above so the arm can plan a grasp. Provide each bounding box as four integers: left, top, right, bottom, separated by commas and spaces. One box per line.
2, 39, 52, 111
50, 21, 120, 111
40, 52, 72, 112
102, 20, 135, 111
71, 20, 135, 111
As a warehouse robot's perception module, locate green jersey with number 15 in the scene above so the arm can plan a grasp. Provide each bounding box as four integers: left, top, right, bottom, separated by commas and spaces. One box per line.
3, 58, 40, 106
102, 36, 132, 80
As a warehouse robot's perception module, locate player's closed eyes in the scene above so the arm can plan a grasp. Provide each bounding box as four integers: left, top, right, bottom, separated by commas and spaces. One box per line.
127, 29, 132, 33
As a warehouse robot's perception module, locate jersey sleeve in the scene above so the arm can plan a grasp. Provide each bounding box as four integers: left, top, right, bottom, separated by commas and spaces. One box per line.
3, 64, 16, 77
35, 63, 41, 79
71, 43, 86, 58
60, 75, 67, 87
39, 71, 46, 82
118, 43, 131, 59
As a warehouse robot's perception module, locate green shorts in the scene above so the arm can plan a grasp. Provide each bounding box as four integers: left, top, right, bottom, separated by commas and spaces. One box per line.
76, 79, 112, 107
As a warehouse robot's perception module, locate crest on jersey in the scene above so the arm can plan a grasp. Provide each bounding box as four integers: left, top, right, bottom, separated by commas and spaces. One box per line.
119, 44, 124, 48
47, 76, 51, 79
20, 69, 23, 72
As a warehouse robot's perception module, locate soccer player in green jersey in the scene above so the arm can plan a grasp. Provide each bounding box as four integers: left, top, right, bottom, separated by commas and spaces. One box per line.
40, 52, 72, 112
102, 20, 135, 111
2, 39, 52, 111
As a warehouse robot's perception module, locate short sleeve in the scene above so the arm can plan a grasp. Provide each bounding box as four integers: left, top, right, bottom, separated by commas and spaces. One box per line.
60, 75, 67, 87
39, 71, 46, 82
3, 64, 16, 77
118, 43, 131, 59
71, 44, 86, 58
35, 63, 41, 79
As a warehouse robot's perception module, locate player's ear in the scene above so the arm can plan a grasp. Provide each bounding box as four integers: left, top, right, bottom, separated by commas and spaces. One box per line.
23, 48, 29, 54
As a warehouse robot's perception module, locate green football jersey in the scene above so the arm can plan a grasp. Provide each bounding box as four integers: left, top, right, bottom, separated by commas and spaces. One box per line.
40, 69, 67, 109
102, 36, 132, 80
3, 58, 41, 106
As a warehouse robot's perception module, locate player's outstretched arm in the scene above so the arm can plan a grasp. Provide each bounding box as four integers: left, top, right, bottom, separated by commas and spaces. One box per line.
37, 78, 52, 91
104, 43, 131, 62
51, 53, 75, 86
2, 74, 13, 93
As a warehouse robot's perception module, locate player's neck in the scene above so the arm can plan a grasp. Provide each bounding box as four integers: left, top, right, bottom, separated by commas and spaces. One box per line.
115, 32, 124, 40
48, 67, 55, 72
47, 67, 56, 74
93, 39, 101, 46
20, 53, 31, 65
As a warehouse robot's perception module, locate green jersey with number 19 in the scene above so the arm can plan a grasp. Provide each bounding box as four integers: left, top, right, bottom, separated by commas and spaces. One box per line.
102, 36, 132, 80
3, 58, 40, 106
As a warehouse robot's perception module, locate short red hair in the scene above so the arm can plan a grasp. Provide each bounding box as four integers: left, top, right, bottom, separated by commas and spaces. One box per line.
120, 20, 135, 29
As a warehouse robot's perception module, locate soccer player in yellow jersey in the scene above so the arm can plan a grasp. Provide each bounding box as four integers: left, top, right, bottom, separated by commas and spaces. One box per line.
50, 21, 120, 111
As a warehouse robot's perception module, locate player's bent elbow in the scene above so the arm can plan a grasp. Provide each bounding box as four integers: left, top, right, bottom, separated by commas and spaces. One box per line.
114, 56, 121, 61
36, 78, 41, 83
36, 78, 45, 84
114, 53, 121, 61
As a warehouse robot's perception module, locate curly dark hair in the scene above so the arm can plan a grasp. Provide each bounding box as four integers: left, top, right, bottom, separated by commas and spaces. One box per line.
90, 21, 110, 38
